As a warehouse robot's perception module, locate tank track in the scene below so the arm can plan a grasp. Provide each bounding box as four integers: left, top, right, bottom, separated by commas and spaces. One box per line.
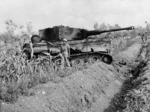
69, 51, 113, 67
70, 51, 108, 57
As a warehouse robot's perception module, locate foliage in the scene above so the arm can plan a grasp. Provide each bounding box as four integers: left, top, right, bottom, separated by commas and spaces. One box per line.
0, 19, 36, 46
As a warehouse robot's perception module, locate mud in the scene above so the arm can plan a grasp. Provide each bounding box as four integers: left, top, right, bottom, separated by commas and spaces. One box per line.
1, 43, 144, 112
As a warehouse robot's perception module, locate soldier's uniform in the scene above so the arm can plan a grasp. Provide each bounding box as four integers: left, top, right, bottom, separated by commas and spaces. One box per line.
140, 33, 148, 43
60, 39, 70, 67
22, 42, 34, 60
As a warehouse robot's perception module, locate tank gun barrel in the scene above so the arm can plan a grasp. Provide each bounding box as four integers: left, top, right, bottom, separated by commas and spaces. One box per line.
86, 26, 134, 36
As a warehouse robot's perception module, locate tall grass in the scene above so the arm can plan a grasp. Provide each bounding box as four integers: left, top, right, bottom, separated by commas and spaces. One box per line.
0, 43, 58, 102
0, 41, 91, 103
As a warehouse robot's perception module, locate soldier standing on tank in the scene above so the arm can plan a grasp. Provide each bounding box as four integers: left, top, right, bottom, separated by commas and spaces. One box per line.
60, 38, 71, 68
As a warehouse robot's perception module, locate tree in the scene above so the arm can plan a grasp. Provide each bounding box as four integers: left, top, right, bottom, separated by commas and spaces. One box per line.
2, 19, 36, 44
93, 22, 99, 30
99, 23, 107, 30
5, 19, 17, 36
26, 22, 34, 36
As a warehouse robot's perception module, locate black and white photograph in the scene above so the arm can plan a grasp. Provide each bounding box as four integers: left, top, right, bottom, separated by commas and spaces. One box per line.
0, 0, 150, 112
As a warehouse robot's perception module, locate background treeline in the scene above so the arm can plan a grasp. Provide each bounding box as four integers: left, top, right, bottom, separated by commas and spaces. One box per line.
0, 19, 35, 47
93, 22, 150, 40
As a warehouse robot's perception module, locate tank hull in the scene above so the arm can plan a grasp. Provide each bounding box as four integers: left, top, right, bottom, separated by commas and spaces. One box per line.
29, 40, 112, 67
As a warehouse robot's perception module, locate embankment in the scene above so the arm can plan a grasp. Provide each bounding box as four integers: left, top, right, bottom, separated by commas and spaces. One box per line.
1, 43, 144, 112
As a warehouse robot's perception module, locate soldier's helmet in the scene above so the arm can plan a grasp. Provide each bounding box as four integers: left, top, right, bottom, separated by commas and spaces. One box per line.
63, 38, 67, 42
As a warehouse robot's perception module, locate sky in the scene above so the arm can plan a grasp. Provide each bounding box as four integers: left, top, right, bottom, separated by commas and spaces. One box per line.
0, 0, 150, 33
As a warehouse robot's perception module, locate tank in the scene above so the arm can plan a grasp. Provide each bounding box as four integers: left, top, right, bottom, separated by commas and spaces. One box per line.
23, 25, 134, 67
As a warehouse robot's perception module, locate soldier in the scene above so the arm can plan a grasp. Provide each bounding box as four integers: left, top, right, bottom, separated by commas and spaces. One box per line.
60, 38, 71, 67
22, 42, 34, 60
140, 32, 147, 43
31, 35, 41, 44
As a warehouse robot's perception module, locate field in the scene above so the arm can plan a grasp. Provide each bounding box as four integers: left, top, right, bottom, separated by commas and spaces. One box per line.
0, 22, 150, 112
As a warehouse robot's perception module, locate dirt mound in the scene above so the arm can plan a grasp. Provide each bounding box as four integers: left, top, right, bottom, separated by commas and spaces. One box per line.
113, 43, 143, 63
1, 43, 144, 112
2, 63, 123, 112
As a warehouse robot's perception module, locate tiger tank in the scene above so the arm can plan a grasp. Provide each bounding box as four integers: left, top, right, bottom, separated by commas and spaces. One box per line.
23, 25, 134, 66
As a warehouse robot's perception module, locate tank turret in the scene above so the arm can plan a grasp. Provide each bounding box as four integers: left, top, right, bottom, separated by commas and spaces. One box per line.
39, 26, 134, 42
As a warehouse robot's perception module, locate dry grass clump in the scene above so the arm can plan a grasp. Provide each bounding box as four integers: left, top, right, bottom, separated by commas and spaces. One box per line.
113, 77, 150, 112
121, 61, 150, 112
123, 87, 150, 112
0, 44, 58, 102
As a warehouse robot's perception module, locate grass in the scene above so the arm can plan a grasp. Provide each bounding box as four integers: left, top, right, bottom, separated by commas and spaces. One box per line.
0, 45, 56, 102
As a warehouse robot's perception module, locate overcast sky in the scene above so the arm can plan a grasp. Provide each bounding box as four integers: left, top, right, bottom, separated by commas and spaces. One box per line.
0, 0, 150, 32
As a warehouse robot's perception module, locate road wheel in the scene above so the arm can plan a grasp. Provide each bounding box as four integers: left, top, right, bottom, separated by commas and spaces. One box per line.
89, 55, 99, 64
54, 58, 61, 66
71, 58, 84, 67
101, 55, 113, 64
